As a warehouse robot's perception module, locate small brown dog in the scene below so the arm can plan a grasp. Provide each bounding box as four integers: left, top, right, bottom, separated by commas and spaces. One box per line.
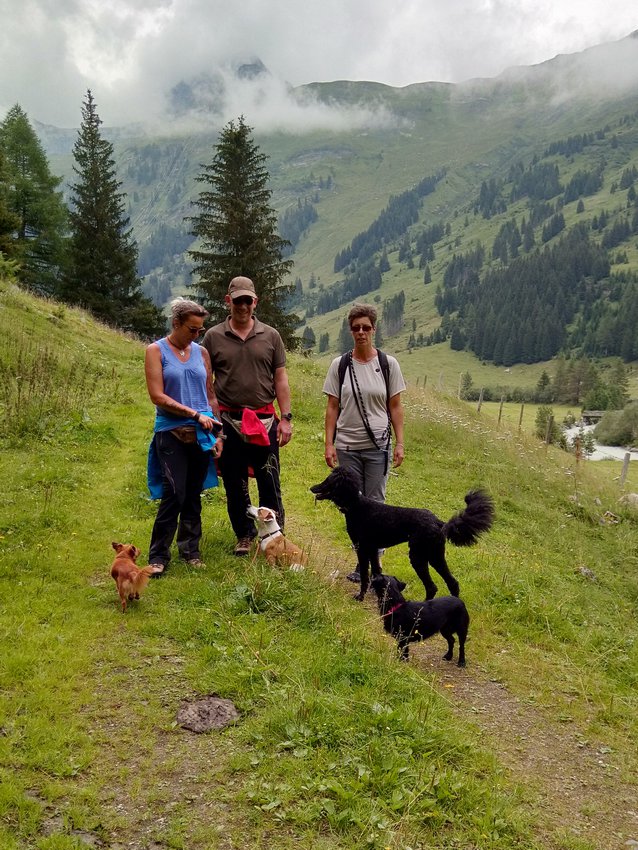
246, 506, 307, 571
110, 542, 155, 612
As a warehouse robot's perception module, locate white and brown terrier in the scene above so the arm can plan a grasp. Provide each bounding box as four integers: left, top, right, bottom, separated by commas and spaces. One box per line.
246, 506, 307, 571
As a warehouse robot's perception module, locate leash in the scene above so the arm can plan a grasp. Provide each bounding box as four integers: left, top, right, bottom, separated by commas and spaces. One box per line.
382, 603, 404, 618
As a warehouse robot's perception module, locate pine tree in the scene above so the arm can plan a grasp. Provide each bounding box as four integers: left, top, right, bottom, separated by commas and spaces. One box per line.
338, 318, 352, 353
0, 148, 20, 259
0, 104, 68, 294
62, 91, 163, 337
301, 325, 316, 350
188, 116, 297, 347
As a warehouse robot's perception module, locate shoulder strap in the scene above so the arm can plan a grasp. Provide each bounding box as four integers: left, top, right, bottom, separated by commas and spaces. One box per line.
337, 351, 351, 406
338, 349, 391, 406
376, 349, 391, 406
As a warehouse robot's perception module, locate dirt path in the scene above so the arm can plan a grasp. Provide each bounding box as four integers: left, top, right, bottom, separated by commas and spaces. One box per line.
412, 643, 638, 850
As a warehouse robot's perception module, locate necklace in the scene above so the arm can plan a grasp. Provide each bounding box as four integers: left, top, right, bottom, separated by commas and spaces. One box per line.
168, 336, 187, 357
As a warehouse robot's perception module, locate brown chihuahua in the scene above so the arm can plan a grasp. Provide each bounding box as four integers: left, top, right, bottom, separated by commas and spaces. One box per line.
110, 542, 155, 612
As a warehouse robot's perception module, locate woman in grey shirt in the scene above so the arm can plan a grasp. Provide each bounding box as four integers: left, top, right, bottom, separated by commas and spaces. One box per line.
322, 304, 406, 580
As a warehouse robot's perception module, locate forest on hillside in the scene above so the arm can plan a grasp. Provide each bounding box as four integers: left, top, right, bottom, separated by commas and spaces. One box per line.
302, 115, 638, 366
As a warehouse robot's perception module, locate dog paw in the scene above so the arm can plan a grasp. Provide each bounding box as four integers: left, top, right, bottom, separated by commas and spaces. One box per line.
289, 563, 305, 572
327, 569, 340, 582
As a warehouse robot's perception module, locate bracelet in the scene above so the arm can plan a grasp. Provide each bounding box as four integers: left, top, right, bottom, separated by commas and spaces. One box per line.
395, 443, 404, 448
192, 411, 201, 423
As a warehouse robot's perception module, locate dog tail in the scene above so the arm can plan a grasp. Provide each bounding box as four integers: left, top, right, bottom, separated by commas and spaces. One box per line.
134, 566, 155, 590
443, 490, 494, 546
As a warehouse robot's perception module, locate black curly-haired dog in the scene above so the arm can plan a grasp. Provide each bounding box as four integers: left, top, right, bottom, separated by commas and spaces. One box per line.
372, 574, 470, 664
310, 466, 494, 601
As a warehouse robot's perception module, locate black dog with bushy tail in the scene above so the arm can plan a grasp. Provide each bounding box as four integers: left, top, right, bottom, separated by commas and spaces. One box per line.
310, 466, 494, 601
372, 574, 470, 665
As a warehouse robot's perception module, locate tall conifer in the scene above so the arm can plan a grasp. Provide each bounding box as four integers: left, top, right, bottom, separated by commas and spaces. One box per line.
62, 90, 163, 336
188, 116, 297, 347
0, 104, 67, 294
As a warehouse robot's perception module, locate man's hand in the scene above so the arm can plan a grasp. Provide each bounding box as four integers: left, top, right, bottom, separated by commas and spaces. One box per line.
277, 417, 293, 446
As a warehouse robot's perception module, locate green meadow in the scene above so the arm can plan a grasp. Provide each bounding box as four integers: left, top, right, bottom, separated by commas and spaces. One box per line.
1, 278, 637, 849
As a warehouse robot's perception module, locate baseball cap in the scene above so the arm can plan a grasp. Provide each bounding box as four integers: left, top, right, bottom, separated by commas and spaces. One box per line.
228, 277, 256, 299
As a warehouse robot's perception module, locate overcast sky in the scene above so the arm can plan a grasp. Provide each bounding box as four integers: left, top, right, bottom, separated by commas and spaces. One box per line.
0, 0, 636, 129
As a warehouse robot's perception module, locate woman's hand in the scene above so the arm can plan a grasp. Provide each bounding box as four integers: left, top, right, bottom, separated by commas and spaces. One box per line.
325, 443, 338, 468
393, 443, 405, 468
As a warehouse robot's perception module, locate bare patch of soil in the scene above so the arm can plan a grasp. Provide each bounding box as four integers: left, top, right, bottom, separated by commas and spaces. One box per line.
176, 693, 240, 733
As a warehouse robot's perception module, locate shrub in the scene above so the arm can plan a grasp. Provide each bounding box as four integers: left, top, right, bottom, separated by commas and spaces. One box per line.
594, 401, 638, 446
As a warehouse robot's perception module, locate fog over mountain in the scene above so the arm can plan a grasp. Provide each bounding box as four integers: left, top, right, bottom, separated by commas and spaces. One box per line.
1, 0, 637, 129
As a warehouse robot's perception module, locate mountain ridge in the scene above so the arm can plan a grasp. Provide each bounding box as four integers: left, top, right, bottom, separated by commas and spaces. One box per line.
29, 31, 638, 374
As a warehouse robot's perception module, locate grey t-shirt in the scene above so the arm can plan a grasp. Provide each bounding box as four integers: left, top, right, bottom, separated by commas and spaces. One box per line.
323, 353, 406, 451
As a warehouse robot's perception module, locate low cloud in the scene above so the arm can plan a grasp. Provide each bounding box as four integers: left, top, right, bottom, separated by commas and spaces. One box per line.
0, 0, 636, 130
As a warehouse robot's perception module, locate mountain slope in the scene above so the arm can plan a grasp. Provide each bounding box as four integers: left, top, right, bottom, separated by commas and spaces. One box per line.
35, 32, 638, 373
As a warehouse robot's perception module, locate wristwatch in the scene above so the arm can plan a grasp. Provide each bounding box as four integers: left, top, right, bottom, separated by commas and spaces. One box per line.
281, 412, 293, 421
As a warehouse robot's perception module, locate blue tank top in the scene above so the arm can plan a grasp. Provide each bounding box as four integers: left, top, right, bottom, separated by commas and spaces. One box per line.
154, 337, 210, 432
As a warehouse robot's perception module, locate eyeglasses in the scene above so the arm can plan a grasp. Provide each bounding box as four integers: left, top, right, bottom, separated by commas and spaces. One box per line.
350, 324, 374, 333
187, 326, 205, 335
232, 296, 255, 306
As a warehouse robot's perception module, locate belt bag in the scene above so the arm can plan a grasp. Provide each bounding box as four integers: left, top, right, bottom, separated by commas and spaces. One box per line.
171, 426, 198, 444
222, 411, 275, 444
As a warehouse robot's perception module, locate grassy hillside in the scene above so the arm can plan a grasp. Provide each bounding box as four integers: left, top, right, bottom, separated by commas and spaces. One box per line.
1, 280, 637, 849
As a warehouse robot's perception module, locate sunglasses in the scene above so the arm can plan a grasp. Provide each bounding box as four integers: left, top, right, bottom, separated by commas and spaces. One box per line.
186, 325, 205, 335
350, 324, 374, 332
232, 296, 255, 306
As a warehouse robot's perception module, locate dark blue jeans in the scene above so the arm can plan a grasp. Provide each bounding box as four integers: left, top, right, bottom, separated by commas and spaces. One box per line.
217, 418, 284, 540
148, 430, 210, 566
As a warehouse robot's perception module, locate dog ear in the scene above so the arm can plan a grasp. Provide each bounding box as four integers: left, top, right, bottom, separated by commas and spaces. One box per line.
112, 542, 122, 552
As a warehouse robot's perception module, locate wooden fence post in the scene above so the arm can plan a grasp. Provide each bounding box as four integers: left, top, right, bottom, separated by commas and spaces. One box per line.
477, 388, 484, 413
620, 452, 631, 487
518, 403, 525, 432
544, 415, 554, 446
497, 395, 504, 427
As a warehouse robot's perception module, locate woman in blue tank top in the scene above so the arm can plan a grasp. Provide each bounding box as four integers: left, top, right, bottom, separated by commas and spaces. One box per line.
144, 298, 223, 574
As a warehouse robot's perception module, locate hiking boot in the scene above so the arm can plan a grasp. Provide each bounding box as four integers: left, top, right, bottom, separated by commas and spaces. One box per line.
346, 570, 361, 583
186, 558, 206, 568
150, 563, 165, 578
234, 537, 253, 556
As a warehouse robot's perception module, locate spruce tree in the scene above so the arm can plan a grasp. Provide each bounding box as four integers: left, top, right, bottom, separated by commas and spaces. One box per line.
0, 148, 20, 259
62, 90, 163, 337
0, 104, 68, 294
188, 116, 297, 347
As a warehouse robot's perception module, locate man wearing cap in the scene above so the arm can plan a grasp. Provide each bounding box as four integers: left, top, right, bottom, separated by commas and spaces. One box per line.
202, 276, 293, 555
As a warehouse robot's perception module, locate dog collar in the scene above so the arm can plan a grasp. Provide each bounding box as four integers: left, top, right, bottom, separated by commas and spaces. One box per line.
382, 603, 404, 618
258, 529, 282, 542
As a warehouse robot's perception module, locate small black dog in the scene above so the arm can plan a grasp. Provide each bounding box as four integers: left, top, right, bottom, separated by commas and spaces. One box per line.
310, 466, 494, 601
372, 574, 470, 665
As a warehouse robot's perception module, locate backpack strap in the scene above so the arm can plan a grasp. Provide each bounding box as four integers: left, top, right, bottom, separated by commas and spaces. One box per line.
377, 349, 391, 405
338, 349, 391, 407
337, 351, 350, 407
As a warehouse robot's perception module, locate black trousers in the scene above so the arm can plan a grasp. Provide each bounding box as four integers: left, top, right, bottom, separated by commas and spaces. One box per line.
217, 418, 284, 540
148, 431, 210, 566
